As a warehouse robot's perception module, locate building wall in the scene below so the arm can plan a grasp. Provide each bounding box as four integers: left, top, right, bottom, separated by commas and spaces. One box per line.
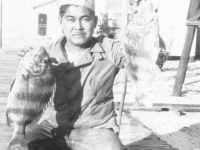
2, 0, 35, 38
34, 2, 62, 40
2, 0, 53, 49
2, 0, 196, 56
156, 0, 190, 56
105, 0, 129, 28
101, 0, 193, 57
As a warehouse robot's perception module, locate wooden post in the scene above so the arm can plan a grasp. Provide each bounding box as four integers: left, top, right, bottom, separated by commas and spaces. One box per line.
0, 0, 2, 49
173, 0, 200, 96
116, 72, 127, 136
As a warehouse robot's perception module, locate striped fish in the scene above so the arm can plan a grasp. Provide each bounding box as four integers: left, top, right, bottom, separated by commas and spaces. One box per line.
6, 46, 55, 150
125, 0, 160, 107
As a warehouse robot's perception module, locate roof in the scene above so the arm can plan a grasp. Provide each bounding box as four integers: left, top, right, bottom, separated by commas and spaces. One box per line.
33, 0, 57, 9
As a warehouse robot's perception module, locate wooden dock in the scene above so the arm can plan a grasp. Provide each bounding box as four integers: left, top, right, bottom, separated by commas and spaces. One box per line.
0, 49, 178, 150
0, 50, 18, 150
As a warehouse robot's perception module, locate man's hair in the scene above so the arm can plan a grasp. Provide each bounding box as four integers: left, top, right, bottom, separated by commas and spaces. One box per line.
59, 5, 68, 18
59, 5, 95, 18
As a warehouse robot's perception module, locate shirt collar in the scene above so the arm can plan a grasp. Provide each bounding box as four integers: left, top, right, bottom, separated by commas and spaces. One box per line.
90, 38, 105, 53
56, 36, 105, 53
53, 36, 105, 70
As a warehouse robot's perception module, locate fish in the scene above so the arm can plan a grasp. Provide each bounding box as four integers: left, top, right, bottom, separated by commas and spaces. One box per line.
6, 46, 55, 150
125, 0, 160, 107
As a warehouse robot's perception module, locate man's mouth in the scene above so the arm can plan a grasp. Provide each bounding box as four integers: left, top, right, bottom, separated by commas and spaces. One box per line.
73, 33, 85, 37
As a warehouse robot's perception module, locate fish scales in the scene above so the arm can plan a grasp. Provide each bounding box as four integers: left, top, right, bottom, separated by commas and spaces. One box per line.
125, 0, 160, 106
6, 46, 55, 150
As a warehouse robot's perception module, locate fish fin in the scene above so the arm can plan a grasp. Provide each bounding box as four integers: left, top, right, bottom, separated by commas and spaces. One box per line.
22, 68, 30, 79
49, 83, 56, 107
7, 134, 27, 150
27, 117, 40, 131
6, 112, 13, 127
10, 76, 16, 92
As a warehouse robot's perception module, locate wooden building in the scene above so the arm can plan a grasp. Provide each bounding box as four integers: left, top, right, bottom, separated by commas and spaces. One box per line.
195, 28, 200, 58
33, 0, 61, 40
33, 0, 132, 39
1, 0, 199, 57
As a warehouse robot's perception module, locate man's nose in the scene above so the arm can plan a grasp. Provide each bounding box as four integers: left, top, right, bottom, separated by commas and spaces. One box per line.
74, 20, 83, 30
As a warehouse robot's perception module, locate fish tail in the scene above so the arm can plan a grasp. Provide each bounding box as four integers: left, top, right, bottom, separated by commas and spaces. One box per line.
7, 134, 28, 150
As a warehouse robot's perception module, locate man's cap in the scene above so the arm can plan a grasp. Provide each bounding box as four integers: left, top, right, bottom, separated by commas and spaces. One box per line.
58, 0, 95, 12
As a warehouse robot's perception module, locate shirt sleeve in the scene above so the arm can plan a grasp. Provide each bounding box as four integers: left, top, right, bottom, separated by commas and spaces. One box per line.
100, 36, 138, 82
100, 37, 130, 69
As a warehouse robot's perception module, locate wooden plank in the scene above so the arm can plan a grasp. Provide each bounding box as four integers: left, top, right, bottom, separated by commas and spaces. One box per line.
154, 103, 200, 108
0, 56, 19, 61
186, 20, 200, 26
117, 72, 127, 136
0, 63, 18, 67
0, 51, 179, 150
127, 107, 200, 112
173, 0, 200, 96
0, 50, 19, 55
125, 121, 178, 150
0, 97, 8, 101
0, 93, 9, 97
0, 0, 2, 48
196, 28, 200, 56
0, 68, 17, 73
188, 9, 200, 21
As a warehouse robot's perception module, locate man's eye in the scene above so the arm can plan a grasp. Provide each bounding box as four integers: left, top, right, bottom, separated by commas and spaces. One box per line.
67, 18, 74, 22
83, 18, 90, 21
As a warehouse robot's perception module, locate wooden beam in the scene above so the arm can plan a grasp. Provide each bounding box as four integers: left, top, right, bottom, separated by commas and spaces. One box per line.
188, 9, 200, 21
33, 0, 56, 9
173, 0, 200, 96
186, 20, 200, 26
0, 0, 2, 49
116, 72, 127, 136
154, 103, 200, 108
127, 107, 200, 112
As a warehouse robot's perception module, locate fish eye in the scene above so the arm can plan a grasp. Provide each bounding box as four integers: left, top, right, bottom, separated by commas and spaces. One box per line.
134, 10, 138, 14
42, 58, 49, 63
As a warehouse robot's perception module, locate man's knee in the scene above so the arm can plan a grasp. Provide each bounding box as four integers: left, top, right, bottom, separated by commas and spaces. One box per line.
26, 125, 51, 142
102, 129, 124, 150
69, 128, 124, 150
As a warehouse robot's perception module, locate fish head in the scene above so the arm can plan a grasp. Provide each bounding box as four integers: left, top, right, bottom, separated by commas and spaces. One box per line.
23, 47, 51, 76
128, 0, 155, 26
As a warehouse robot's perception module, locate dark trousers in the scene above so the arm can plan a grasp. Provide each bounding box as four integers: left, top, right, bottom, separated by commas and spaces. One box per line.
26, 121, 123, 150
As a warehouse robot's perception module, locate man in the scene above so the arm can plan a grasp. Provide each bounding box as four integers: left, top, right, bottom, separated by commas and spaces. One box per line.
26, 0, 137, 149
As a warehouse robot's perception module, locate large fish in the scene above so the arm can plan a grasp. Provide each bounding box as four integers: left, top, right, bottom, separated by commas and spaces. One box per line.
125, 0, 160, 107
6, 47, 55, 150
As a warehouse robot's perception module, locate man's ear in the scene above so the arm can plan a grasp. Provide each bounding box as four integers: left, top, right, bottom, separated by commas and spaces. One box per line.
58, 17, 64, 33
94, 16, 98, 28
59, 16, 62, 24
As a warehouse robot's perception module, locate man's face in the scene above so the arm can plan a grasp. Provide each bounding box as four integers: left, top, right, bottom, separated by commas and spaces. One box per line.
60, 5, 97, 48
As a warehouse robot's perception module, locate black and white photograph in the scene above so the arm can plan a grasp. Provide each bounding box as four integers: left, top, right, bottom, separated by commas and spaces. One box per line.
0, 0, 200, 150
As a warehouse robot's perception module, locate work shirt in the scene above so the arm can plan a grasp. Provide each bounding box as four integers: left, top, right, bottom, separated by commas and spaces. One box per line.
39, 35, 129, 129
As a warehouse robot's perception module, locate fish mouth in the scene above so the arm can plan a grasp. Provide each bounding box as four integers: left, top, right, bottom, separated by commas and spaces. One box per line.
28, 63, 48, 75
31, 67, 46, 75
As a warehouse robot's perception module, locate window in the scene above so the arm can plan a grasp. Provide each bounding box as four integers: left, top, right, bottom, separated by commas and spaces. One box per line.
106, 0, 122, 12
111, 13, 122, 27
38, 14, 47, 36
106, 0, 129, 28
